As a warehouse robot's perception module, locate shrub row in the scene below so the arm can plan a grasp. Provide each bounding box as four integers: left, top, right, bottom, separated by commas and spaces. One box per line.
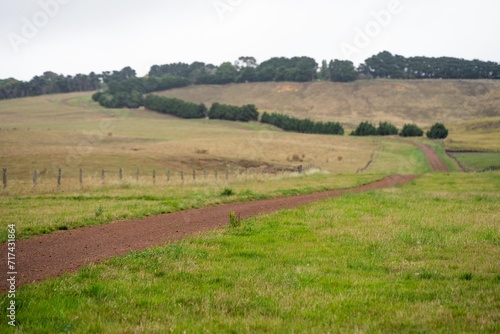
208, 103, 259, 122
350, 121, 448, 139
261, 112, 344, 135
143, 95, 207, 119
350, 121, 398, 136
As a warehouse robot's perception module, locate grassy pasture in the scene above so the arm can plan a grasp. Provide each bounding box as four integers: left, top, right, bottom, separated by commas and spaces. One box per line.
0, 93, 379, 183
450, 152, 500, 172
1, 172, 498, 333
445, 117, 500, 152
0, 173, 383, 243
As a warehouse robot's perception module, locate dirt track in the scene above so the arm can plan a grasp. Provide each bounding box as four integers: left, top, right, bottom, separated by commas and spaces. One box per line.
413, 142, 450, 172
0, 175, 418, 291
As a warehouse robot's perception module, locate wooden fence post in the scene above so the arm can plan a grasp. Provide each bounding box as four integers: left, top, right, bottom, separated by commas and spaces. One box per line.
101, 169, 105, 186
192, 170, 196, 181
153, 170, 156, 185
2, 168, 6, 190
57, 168, 62, 191
136, 168, 139, 183
79, 168, 83, 189
119, 168, 123, 181
180, 171, 184, 183
33, 170, 37, 190
215, 170, 218, 181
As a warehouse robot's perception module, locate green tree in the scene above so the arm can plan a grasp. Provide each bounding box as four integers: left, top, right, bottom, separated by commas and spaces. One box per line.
377, 121, 399, 136
426, 123, 449, 139
330, 60, 358, 82
400, 124, 424, 137
351, 121, 378, 136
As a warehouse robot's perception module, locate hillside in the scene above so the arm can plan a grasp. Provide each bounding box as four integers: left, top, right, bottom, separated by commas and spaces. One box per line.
157, 80, 500, 128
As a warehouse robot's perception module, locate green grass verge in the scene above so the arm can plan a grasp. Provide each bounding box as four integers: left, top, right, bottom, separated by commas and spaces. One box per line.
0, 173, 382, 243
1, 172, 498, 333
451, 152, 500, 172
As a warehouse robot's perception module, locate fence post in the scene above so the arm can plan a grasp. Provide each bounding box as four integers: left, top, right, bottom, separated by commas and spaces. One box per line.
57, 168, 62, 191
215, 170, 218, 181
225, 169, 229, 181
166, 169, 170, 182
153, 170, 156, 185
79, 168, 83, 189
180, 171, 184, 183
32, 170, 37, 190
192, 170, 196, 181
101, 169, 105, 186
136, 168, 139, 183
119, 168, 123, 181
2, 168, 6, 190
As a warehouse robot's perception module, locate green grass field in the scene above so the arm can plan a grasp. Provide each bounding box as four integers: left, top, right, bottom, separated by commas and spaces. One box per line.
450, 152, 500, 172
1, 172, 498, 333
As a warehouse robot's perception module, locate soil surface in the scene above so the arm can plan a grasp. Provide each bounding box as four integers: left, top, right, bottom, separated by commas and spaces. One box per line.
0, 175, 417, 291
413, 143, 450, 172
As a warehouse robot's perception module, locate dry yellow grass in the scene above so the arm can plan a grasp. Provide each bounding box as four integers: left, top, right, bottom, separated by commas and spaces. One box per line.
445, 117, 500, 151
0, 93, 377, 187
157, 80, 500, 130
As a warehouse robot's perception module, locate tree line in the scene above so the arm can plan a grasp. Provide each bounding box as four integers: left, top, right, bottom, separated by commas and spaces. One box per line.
142, 95, 259, 122
261, 112, 344, 135
351, 121, 448, 139
3, 51, 499, 101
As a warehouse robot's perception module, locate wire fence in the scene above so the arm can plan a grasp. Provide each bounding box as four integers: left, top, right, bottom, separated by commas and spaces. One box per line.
1, 165, 321, 195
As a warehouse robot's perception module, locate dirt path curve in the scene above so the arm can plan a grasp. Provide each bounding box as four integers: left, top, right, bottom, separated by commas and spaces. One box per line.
413, 142, 450, 172
0, 175, 418, 291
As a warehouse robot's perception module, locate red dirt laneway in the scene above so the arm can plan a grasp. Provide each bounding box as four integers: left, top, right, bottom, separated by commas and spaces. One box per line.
0, 175, 417, 291
413, 142, 450, 172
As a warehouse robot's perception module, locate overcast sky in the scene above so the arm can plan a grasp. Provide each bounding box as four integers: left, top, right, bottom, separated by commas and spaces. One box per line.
1, 0, 499, 81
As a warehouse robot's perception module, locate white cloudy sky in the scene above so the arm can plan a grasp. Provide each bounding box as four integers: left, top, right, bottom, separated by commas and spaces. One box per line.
1, 0, 499, 80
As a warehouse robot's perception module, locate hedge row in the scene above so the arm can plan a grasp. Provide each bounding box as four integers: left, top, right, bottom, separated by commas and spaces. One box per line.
261, 112, 344, 135
208, 103, 259, 122
143, 95, 207, 119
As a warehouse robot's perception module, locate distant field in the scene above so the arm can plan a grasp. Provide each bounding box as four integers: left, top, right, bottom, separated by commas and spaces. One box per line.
0, 92, 378, 183
2, 172, 498, 333
158, 80, 500, 129
0, 91, 447, 194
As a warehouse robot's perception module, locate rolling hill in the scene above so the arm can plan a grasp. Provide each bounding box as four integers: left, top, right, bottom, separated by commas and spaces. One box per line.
157, 80, 500, 129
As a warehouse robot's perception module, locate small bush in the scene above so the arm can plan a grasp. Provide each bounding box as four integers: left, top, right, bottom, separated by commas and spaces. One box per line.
229, 211, 241, 228
221, 188, 234, 196
427, 122, 449, 139
459, 273, 473, 281
95, 205, 104, 218
351, 121, 378, 136
400, 124, 424, 137
377, 121, 399, 136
